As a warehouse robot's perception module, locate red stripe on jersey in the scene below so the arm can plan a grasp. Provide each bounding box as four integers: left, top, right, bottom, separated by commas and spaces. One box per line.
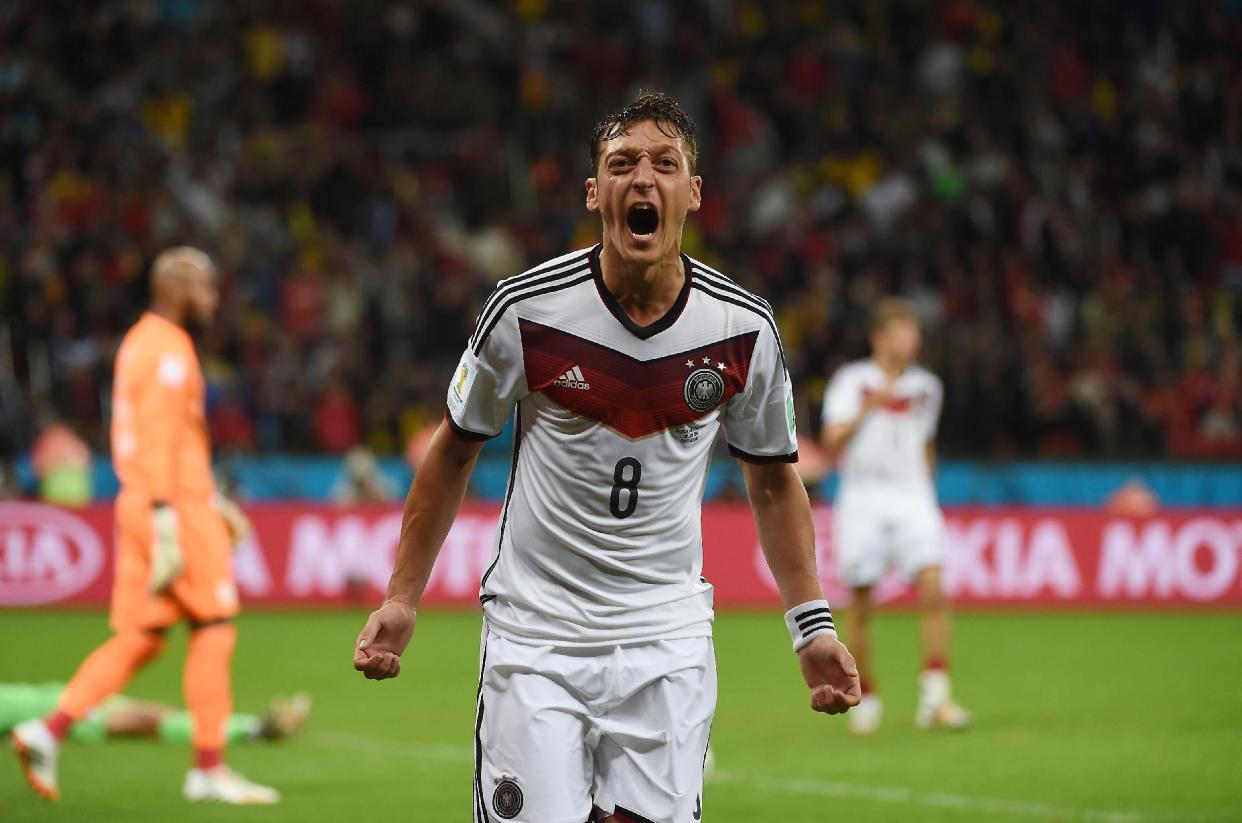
519, 319, 758, 438
863, 388, 915, 413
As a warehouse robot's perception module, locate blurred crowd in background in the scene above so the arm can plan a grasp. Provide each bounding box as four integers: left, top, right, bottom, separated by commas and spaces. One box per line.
2, 0, 1241, 467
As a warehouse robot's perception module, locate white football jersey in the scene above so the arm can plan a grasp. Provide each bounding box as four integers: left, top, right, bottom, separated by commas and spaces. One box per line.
821, 360, 942, 495
447, 245, 797, 647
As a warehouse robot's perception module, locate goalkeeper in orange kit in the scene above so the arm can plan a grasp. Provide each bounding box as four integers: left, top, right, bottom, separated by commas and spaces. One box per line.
8, 248, 279, 805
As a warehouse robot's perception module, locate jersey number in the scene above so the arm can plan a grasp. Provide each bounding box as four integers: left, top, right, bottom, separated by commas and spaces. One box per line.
609, 457, 642, 519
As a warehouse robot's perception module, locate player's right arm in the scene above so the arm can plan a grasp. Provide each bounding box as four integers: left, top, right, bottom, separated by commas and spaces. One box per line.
354, 423, 484, 680
355, 302, 526, 681
819, 367, 891, 455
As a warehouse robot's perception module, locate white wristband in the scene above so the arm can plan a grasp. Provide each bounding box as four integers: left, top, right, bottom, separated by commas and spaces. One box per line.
785, 599, 837, 652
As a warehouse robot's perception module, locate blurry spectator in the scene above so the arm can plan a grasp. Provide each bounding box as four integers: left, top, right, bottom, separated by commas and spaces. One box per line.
30, 422, 92, 507
312, 380, 361, 454
792, 434, 833, 487
1106, 479, 1160, 518
0, 461, 22, 499
403, 422, 438, 474
209, 388, 258, 452
332, 446, 396, 505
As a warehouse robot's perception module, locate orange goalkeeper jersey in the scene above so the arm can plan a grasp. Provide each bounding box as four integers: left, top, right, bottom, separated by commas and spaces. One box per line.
110, 312, 216, 503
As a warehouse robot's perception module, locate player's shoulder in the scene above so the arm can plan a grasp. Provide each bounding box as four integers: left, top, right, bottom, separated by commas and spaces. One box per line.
119, 313, 190, 358
484, 249, 596, 307
907, 364, 943, 390
469, 247, 596, 352
685, 255, 776, 320
494, 246, 595, 293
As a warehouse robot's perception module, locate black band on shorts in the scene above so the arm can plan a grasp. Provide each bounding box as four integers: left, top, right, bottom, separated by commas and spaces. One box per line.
188, 616, 234, 632
613, 805, 659, 823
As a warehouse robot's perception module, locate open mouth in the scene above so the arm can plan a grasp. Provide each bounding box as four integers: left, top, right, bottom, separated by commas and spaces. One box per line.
626, 203, 660, 238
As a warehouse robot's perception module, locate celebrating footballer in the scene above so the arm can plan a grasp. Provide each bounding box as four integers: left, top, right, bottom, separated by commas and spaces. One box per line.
353, 93, 859, 823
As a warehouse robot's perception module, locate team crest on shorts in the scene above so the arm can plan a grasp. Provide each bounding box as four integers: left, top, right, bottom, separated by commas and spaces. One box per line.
492, 776, 523, 819
684, 367, 725, 413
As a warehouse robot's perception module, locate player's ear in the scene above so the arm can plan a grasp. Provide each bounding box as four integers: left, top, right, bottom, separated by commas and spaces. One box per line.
585, 177, 599, 213
687, 175, 702, 213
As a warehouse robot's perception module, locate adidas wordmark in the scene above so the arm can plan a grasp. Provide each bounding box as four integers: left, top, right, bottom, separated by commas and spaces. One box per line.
554, 365, 591, 390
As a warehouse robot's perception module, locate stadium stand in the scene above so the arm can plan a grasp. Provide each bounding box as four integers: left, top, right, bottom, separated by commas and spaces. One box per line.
1, 0, 1240, 463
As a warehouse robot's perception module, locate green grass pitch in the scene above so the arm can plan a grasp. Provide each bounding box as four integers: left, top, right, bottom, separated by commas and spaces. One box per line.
1, 609, 1239, 822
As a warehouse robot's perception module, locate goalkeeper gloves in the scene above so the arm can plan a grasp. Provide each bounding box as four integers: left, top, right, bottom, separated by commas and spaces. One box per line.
149, 502, 183, 593
215, 493, 252, 550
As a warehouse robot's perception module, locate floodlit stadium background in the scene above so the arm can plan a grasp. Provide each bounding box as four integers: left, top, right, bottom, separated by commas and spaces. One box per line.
2, 2, 1240, 821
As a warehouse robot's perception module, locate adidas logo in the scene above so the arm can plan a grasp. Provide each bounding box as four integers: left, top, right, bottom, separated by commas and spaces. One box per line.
553, 365, 590, 390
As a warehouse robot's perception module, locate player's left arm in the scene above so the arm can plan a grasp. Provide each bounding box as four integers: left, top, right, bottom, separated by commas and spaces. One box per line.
740, 460, 861, 715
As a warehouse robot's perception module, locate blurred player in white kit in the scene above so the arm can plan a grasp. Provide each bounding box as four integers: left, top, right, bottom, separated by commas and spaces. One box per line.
821, 298, 970, 734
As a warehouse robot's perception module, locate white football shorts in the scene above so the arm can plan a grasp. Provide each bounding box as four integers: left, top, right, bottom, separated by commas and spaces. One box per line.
473, 627, 715, 823
833, 487, 946, 588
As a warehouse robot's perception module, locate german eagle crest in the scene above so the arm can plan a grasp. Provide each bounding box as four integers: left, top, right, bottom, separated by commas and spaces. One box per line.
684, 367, 725, 413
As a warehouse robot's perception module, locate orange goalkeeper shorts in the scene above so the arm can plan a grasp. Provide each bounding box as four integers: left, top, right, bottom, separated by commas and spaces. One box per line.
110, 491, 239, 633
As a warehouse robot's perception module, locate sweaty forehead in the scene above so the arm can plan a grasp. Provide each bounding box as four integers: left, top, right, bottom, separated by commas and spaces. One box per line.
602, 121, 688, 158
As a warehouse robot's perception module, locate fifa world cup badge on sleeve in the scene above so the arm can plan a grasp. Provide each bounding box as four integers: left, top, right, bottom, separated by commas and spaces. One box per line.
785, 378, 796, 436
447, 355, 476, 415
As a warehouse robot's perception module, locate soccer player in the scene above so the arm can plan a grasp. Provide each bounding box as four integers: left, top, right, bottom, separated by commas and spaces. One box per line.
0, 683, 310, 745
7, 248, 279, 804
820, 298, 971, 734
353, 92, 860, 823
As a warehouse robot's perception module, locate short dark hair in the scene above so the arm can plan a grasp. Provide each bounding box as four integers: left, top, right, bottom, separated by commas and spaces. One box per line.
590, 91, 698, 174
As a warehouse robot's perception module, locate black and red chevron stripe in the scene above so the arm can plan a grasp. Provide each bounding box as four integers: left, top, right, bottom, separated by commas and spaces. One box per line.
519, 319, 758, 438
